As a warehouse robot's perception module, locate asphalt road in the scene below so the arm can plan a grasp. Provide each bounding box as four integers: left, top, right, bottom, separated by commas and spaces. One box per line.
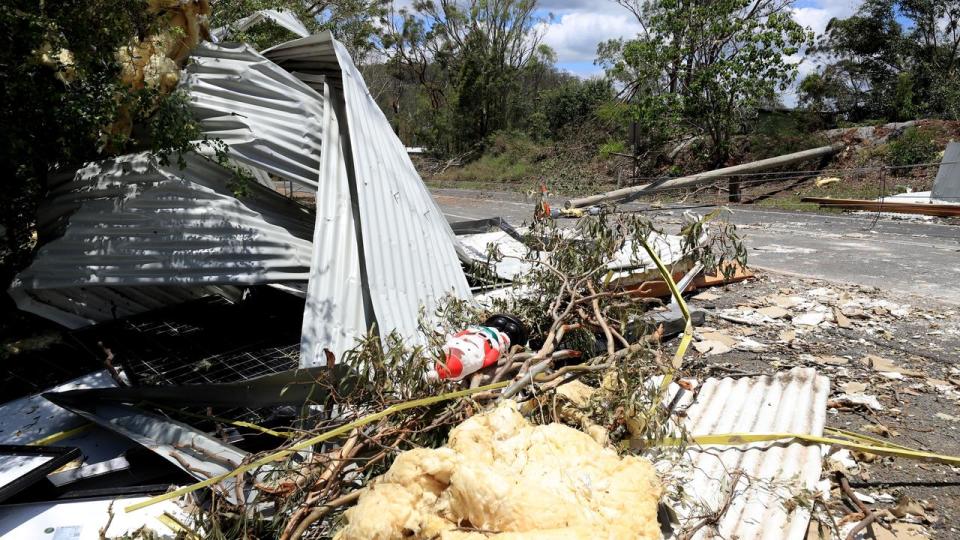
432, 188, 960, 305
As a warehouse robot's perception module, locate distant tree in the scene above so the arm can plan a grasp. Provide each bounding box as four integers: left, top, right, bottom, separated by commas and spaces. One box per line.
212, 0, 390, 59
599, 0, 810, 166
541, 79, 614, 138
383, 0, 547, 153
800, 0, 960, 121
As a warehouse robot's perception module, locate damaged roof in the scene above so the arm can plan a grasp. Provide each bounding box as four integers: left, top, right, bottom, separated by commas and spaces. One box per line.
8, 33, 472, 357
8, 153, 314, 328
264, 32, 472, 365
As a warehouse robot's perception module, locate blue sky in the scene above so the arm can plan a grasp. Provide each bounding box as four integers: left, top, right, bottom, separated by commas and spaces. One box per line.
536, 0, 864, 79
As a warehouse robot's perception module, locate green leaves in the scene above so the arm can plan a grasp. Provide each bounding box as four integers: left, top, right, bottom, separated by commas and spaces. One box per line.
803, 0, 960, 122
599, 0, 808, 166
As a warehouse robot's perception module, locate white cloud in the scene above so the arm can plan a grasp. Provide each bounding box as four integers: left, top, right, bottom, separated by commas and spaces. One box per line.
791, 1, 862, 36
537, 0, 630, 16
781, 1, 864, 105
540, 12, 643, 64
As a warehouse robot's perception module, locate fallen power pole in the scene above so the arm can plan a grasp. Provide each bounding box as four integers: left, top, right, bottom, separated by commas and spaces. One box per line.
566, 143, 844, 209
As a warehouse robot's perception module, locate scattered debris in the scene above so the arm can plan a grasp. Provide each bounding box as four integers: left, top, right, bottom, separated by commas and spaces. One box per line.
3, 21, 960, 540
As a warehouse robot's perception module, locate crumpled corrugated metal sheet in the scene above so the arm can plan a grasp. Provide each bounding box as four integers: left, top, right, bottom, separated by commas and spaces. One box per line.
298, 76, 371, 361
264, 32, 471, 366
210, 8, 310, 42
8, 153, 314, 328
666, 367, 829, 540
183, 41, 324, 190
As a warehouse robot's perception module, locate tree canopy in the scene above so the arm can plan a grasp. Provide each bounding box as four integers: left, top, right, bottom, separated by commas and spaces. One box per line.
598, 0, 810, 166
800, 0, 960, 121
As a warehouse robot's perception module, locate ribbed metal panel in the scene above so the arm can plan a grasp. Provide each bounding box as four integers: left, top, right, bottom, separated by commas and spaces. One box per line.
299, 79, 370, 363
680, 367, 829, 540
183, 42, 325, 190
210, 9, 310, 42
264, 33, 471, 364
9, 153, 313, 328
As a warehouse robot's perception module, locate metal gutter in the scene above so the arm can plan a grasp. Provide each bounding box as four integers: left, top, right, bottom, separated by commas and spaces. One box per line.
44, 392, 258, 506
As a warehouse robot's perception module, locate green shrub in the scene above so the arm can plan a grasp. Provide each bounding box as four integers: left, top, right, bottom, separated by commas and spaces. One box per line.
886, 127, 941, 167
598, 140, 626, 158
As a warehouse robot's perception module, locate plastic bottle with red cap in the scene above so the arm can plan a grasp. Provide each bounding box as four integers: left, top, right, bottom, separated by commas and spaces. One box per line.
425, 314, 528, 382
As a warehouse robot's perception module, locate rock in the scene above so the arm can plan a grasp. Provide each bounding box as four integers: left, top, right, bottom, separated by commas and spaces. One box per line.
864, 354, 925, 378
757, 306, 790, 319
828, 393, 885, 411
794, 312, 826, 326
871, 523, 929, 540
833, 307, 852, 328
842, 382, 868, 393
889, 496, 928, 520
769, 295, 804, 309
698, 331, 738, 348
817, 355, 850, 366
735, 337, 768, 352
693, 340, 732, 356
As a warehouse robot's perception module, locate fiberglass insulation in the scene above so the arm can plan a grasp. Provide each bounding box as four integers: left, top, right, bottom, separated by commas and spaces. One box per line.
334, 401, 662, 539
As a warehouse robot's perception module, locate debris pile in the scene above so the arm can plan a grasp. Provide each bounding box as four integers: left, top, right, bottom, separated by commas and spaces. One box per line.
4, 22, 960, 540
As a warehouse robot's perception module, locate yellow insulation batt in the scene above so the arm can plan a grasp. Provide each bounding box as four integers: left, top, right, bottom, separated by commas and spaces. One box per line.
334, 401, 662, 539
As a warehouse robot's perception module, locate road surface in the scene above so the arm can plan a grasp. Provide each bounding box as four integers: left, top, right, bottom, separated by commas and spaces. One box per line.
432, 188, 960, 305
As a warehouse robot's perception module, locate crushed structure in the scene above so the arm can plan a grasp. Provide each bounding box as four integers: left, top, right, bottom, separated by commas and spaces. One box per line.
5, 17, 960, 540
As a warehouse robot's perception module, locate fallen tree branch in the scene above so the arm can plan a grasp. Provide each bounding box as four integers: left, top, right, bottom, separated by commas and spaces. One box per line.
290, 489, 364, 540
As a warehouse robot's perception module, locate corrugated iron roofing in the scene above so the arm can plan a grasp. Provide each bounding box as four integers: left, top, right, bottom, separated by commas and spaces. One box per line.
183, 42, 325, 190
264, 32, 471, 365
677, 367, 829, 540
9, 153, 314, 328
299, 78, 371, 361
210, 8, 310, 42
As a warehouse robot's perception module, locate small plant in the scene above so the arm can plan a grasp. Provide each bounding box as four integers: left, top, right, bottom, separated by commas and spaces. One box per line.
886, 127, 941, 168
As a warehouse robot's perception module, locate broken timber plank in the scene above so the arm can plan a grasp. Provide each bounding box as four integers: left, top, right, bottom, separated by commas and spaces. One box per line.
801, 197, 960, 217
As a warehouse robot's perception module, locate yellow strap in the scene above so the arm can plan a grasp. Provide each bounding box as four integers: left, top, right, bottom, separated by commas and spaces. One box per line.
823, 426, 916, 451
27, 423, 91, 446
662, 432, 960, 467
125, 381, 509, 513
146, 401, 298, 439
640, 239, 692, 387
157, 511, 201, 539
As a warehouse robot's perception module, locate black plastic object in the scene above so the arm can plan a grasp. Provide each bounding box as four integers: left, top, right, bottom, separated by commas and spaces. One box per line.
483, 313, 529, 347
0, 445, 81, 503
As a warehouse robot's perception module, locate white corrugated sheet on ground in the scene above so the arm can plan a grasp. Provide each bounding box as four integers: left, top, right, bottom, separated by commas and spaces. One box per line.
457, 227, 688, 282
8, 153, 314, 327
661, 367, 830, 540
264, 32, 471, 366
184, 41, 325, 190
0, 496, 189, 539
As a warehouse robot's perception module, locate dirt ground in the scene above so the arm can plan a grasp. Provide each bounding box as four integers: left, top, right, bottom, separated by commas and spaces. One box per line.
674, 269, 960, 538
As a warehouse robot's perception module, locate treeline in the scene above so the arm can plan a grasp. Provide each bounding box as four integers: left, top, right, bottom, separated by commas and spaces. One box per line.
367, 1, 615, 156
800, 0, 960, 123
